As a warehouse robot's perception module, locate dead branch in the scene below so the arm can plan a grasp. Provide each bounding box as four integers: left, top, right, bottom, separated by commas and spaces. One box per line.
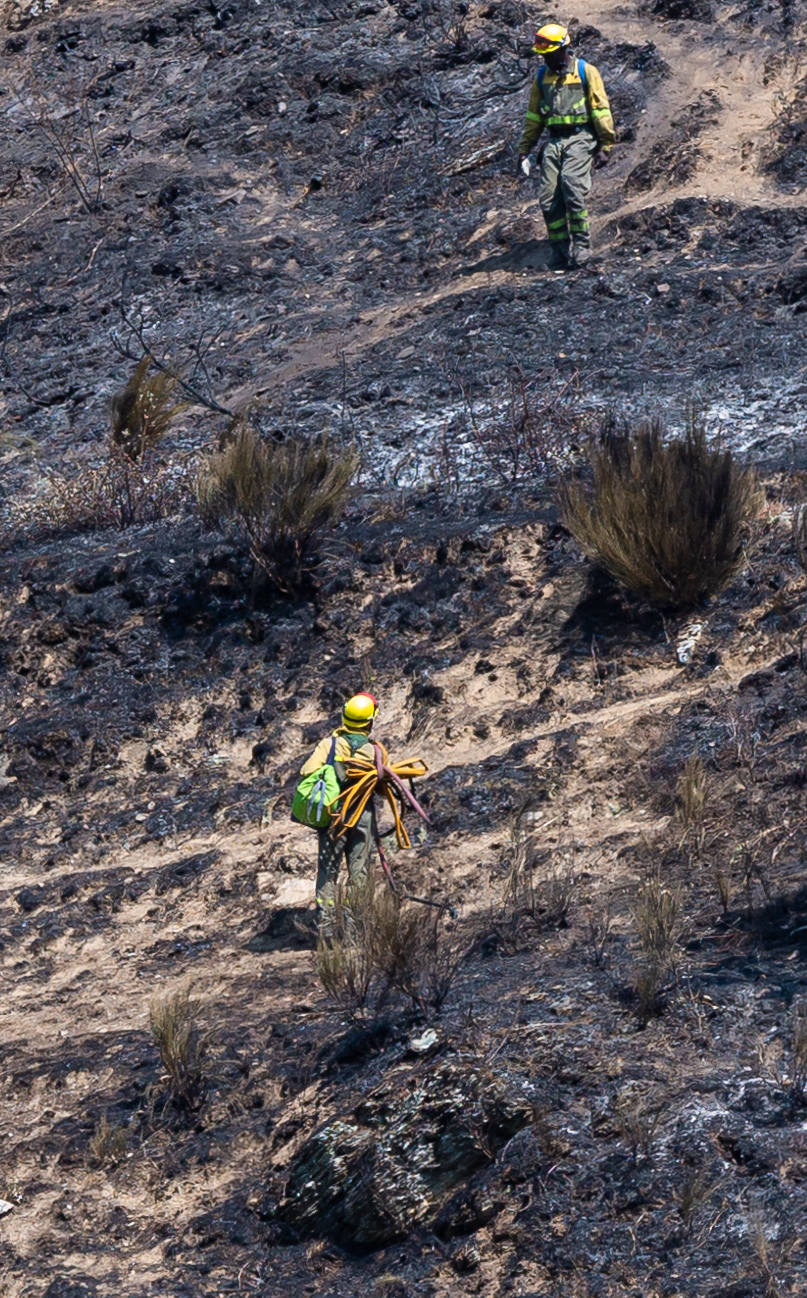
114, 299, 236, 418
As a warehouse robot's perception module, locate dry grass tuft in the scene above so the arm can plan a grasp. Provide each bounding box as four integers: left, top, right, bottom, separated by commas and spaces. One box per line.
794, 503, 807, 572
789, 1001, 807, 1109
110, 356, 186, 460
197, 422, 359, 590
486, 815, 575, 953
676, 754, 708, 832
631, 874, 681, 1023
316, 884, 379, 1017
149, 986, 209, 1115
316, 874, 465, 1019
612, 1087, 667, 1164
561, 410, 761, 609
87, 1114, 128, 1167
676, 753, 709, 861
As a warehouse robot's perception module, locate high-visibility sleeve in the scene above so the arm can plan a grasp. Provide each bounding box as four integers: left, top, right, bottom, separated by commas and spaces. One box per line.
518, 78, 545, 156
584, 62, 616, 150
300, 735, 332, 776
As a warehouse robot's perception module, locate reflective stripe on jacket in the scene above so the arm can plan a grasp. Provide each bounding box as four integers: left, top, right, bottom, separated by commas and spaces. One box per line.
519, 59, 615, 157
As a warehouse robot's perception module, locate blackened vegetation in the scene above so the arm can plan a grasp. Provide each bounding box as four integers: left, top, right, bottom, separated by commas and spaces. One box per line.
625, 91, 721, 195
767, 75, 807, 189
2, 0, 807, 1294
1, 480, 807, 1295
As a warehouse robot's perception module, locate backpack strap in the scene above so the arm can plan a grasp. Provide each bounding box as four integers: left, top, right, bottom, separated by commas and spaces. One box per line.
327, 736, 337, 764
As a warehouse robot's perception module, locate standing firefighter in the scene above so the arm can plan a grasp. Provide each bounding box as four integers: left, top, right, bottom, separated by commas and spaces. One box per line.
518, 23, 615, 269
293, 693, 434, 934
295, 692, 379, 935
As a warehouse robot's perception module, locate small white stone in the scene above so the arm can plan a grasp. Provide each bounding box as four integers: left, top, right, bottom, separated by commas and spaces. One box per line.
408, 1028, 439, 1054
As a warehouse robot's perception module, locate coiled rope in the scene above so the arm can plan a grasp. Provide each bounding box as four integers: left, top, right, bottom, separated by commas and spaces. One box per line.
329, 741, 429, 848
330, 741, 455, 916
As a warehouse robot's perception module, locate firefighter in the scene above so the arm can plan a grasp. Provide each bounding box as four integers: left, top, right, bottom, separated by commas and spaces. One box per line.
297, 693, 378, 934
518, 23, 615, 269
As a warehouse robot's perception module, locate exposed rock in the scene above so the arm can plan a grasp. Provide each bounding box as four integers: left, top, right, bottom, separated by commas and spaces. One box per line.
279, 1058, 534, 1247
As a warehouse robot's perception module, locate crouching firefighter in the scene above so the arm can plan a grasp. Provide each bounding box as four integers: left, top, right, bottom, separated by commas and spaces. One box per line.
294, 692, 379, 935
517, 23, 615, 269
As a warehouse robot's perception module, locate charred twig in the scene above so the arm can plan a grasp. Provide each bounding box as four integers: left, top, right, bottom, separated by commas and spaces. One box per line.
114, 298, 236, 417
56, 235, 105, 288
7, 80, 106, 214
0, 189, 60, 238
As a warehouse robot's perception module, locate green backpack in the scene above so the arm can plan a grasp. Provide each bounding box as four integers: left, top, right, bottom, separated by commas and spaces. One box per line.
291, 737, 340, 829
291, 732, 370, 829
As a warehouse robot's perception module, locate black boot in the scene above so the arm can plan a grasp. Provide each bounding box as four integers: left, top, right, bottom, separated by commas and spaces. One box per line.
549, 241, 570, 270
570, 241, 592, 268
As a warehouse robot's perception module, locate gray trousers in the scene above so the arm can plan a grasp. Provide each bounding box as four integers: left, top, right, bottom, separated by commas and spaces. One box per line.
538, 132, 598, 250
315, 808, 373, 935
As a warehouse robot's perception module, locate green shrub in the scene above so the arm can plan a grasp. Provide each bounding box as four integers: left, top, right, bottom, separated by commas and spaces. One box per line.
561, 412, 760, 609
197, 423, 359, 591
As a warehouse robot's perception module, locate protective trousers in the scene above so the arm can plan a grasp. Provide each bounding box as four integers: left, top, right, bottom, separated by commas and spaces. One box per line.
315, 807, 373, 936
538, 132, 597, 263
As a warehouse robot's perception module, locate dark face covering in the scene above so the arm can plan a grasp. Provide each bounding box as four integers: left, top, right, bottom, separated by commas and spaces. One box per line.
543, 46, 572, 73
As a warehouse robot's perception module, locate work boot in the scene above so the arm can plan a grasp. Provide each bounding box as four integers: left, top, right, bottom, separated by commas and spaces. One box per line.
548, 241, 570, 270
570, 242, 592, 268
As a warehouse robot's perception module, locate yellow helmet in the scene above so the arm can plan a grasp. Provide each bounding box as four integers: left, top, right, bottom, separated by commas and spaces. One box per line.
532, 23, 570, 54
342, 692, 378, 732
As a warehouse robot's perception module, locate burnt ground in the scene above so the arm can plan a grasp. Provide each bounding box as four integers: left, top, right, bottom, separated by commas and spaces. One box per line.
2, 0, 807, 1295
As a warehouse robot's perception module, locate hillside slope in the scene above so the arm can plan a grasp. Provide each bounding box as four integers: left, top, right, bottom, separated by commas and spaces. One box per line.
1, 2, 807, 1297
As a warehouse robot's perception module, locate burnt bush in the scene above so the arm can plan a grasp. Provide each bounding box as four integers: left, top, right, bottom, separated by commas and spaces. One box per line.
767, 77, 807, 189
5, 449, 191, 540
196, 423, 359, 592
2, 356, 190, 542
560, 412, 760, 610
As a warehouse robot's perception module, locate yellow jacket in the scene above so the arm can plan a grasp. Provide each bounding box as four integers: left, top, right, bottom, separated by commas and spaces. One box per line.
300, 729, 374, 777
519, 59, 616, 156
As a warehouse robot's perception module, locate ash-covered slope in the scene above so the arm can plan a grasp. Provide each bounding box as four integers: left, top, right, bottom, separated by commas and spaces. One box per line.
1, 0, 806, 471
